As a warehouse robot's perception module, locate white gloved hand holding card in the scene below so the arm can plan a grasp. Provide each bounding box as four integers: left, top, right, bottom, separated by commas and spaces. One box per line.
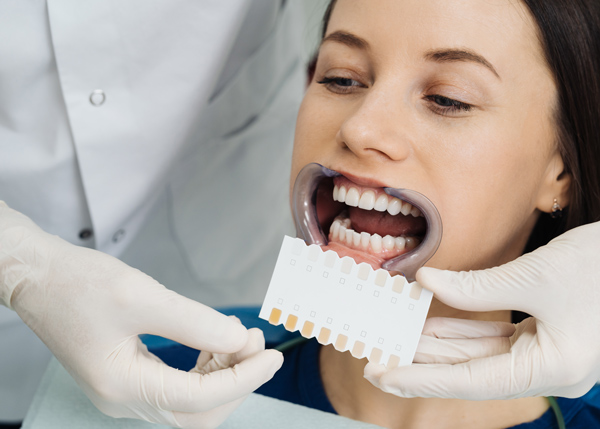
0, 201, 282, 428
364, 221, 600, 400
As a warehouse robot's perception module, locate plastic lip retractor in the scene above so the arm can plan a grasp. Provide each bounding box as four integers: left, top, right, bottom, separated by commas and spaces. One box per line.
292, 163, 443, 282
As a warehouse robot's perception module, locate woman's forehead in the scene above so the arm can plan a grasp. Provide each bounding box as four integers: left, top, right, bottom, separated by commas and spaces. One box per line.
325, 0, 548, 76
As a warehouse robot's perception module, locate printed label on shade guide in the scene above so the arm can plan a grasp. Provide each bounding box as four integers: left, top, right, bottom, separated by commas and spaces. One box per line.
259, 236, 433, 367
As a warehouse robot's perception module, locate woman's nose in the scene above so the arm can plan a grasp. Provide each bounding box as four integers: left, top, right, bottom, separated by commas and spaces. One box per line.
336, 89, 413, 162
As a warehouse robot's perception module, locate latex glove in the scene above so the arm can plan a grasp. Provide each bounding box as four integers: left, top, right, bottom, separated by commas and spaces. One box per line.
0, 202, 283, 428
364, 221, 600, 400
412, 317, 516, 365
175, 325, 270, 428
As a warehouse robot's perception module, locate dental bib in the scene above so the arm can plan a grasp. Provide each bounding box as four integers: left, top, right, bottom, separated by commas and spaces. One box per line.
260, 163, 442, 367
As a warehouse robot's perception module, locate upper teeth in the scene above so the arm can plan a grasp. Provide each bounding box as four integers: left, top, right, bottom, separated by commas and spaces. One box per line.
333, 185, 422, 217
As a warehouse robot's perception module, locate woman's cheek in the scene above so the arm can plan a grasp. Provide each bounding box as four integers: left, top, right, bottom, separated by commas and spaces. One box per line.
293, 98, 332, 162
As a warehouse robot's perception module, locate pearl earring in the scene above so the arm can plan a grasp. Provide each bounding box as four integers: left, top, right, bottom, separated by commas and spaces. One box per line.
550, 198, 563, 219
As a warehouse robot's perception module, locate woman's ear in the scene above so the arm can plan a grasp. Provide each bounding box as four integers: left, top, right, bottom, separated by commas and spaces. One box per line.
535, 151, 571, 213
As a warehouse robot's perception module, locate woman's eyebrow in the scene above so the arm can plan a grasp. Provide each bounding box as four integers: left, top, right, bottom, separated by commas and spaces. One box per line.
424, 48, 501, 80
321, 31, 369, 50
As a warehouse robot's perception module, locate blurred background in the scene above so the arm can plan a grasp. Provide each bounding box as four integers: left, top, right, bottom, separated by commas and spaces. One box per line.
301, 1, 329, 66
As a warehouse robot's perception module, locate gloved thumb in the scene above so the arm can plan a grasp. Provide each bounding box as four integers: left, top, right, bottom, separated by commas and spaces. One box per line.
416, 224, 592, 318
415, 253, 547, 314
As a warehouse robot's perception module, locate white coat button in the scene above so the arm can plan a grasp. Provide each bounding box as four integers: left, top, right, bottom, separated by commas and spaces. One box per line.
89, 89, 106, 106
112, 229, 125, 243
79, 229, 93, 240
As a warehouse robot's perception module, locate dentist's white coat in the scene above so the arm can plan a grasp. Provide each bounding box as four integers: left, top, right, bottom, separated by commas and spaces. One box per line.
0, 0, 304, 421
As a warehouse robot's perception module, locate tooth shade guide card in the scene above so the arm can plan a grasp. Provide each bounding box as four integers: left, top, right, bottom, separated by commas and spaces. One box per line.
260, 236, 433, 368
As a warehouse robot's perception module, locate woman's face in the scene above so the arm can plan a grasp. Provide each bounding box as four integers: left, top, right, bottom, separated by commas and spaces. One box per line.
291, 0, 570, 272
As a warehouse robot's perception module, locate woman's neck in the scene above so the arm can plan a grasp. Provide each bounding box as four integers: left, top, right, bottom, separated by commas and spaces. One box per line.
319, 300, 549, 429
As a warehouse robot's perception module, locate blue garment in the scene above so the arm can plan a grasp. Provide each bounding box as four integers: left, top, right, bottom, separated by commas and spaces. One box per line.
256, 338, 600, 429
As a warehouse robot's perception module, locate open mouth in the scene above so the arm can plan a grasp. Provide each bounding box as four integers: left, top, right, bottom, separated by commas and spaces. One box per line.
292, 163, 442, 280
320, 175, 427, 269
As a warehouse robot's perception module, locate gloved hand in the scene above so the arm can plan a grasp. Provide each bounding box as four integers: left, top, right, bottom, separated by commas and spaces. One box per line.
0, 201, 283, 428
364, 221, 600, 400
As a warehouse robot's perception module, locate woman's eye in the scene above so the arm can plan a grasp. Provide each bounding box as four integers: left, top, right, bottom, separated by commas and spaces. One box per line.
425, 94, 473, 115
317, 76, 364, 94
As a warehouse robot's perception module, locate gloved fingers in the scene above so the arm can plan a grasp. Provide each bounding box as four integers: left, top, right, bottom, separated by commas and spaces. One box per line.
363, 363, 387, 383
422, 317, 515, 339
229, 315, 241, 323
194, 350, 215, 373
84, 353, 183, 426
154, 348, 283, 413
173, 396, 248, 429
193, 328, 266, 375
367, 325, 512, 371
139, 288, 249, 354
230, 327, 266, 364
193, 350, 232, 376
365, 353, 517, 400
83, 337, 258, 426
416, 262, 543, 314
413, 335, 512, 364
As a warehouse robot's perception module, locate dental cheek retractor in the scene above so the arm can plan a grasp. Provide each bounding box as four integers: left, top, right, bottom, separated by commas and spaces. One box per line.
260, 163, 443, 367
292, 162, 442, 282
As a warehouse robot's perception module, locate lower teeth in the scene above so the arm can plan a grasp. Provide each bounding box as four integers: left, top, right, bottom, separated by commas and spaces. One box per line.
329, 214, 419, 253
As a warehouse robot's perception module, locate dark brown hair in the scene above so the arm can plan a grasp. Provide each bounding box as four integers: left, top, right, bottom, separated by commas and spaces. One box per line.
315, 0, 600, 251
521, 0, 600, 251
